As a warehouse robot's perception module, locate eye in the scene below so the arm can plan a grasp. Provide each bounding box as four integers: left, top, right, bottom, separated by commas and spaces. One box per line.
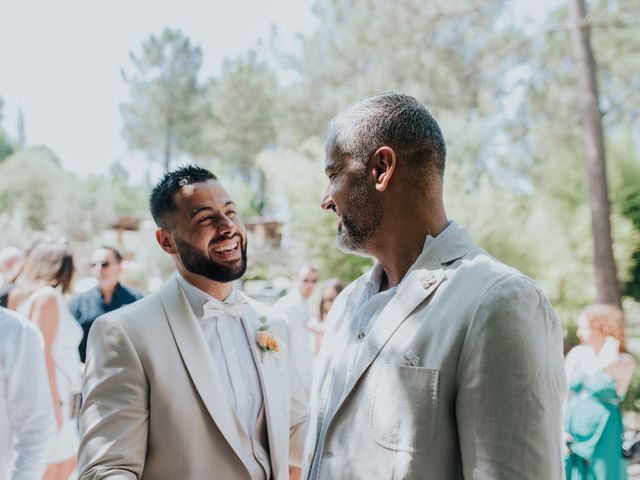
329, 174, 337, 184
226, 210, 237, 218
197, 216, 213, 225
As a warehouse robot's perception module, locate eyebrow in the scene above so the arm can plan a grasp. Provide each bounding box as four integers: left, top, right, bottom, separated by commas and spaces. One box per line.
189, 201, 235, 219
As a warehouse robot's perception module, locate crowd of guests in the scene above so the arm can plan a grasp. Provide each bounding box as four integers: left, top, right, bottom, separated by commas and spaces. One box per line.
0, 241, 344, 480
0, 238, 636, 480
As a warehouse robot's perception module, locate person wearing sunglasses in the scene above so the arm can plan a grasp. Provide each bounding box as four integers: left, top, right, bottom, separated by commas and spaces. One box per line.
69, 246, 143, 363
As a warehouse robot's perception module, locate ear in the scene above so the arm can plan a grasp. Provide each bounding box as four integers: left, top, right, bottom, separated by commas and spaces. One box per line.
372, 146, 397, 192
155, 229, 178, 255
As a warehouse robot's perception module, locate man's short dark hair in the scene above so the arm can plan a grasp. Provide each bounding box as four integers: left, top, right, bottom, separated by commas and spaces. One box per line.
327, 92, 446, 184
98, 245, 123, 263
149, 164, 217, 228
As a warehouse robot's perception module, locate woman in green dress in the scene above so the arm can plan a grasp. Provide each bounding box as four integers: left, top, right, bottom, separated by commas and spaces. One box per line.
564, 304, 636, 479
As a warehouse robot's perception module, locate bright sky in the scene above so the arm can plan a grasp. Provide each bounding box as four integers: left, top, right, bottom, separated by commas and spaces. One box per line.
0, 0, 557, 182
0, 0, 317, 180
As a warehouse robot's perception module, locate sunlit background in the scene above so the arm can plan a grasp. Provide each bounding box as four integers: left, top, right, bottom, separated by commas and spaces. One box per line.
1, 0, 639, 400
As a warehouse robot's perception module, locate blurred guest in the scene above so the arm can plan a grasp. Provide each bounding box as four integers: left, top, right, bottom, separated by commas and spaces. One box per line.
70, 246, 143, 362
564, 304, 636, 479
308, 279, 343, 355
0, 247, 24, 308
275, 265, 317, 397
7, 240, 82, 480
0, 306, 56, 480
275, 265, 317, 480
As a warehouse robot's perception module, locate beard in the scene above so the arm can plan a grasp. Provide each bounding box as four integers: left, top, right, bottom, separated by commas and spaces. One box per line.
336, 175, 382, 255
174, 234, 247, 283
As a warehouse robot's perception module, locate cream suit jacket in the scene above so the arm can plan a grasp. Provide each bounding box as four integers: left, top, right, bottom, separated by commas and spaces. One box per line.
303, 224, 566, 480
78, 273, 307, 480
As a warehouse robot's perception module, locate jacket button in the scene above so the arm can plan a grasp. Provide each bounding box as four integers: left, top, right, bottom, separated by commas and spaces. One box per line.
357, 332, 365, 340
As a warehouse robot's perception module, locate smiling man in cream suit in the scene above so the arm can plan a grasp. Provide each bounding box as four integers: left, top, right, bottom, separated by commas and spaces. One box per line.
78, 165, 307, 480
303, 93, 566, 479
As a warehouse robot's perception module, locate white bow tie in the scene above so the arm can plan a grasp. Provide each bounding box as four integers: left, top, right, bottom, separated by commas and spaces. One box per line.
202, 299, 247, 320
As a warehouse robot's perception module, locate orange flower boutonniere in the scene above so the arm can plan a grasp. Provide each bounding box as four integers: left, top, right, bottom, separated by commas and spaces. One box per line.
256, 316, 280, 353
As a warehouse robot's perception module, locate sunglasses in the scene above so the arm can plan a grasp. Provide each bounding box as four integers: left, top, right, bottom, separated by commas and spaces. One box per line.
91, 261, 111, 269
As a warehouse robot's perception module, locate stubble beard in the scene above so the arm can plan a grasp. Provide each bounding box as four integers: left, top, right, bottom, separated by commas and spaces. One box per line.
336, 177, 381, 256
174, 234, 248, 283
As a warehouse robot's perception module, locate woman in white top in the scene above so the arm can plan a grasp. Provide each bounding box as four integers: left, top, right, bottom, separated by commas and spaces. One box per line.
8, 240, 83, 480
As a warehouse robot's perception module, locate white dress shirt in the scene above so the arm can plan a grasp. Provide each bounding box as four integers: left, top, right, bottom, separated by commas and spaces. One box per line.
176, 274, 263, 435
0, 307, 56, 480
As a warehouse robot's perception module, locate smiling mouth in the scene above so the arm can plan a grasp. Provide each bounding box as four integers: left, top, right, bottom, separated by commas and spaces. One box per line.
209, 236, 241, 258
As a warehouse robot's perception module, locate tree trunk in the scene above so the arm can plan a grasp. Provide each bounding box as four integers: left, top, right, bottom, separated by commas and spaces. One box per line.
569, 0, 621, 307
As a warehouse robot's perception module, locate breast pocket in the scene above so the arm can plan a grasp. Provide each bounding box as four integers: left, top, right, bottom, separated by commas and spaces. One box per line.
369, 364, 439, 452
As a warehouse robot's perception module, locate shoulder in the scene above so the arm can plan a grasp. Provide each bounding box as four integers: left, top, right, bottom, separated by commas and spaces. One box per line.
69, 288, 94, 310
96, 290, 162, 332
477, 272, 547, 311
70, 287, 98, 302
120, 283, 144, 300
29, 287, 61, 313
466, 272, 557, 341
32, 285, 58, 301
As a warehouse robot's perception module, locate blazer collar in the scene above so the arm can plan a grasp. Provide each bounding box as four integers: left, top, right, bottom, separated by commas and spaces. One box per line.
238, 292, 288, 479
159, 274, 254, 476
330, 221, 476, 415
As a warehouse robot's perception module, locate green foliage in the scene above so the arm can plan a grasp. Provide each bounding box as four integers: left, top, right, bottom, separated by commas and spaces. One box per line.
0, 147, 66, 231
278, 0, 520, 146
0, 97, 14, 162
120, 27, 209, 171
200, 50, 278, 187
0, 147, 149, 241
0, 129, 14, 163
609, 133, 640, 300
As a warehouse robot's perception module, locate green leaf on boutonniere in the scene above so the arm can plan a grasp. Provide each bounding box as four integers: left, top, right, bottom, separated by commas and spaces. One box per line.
259, 316, 268, 324
259, 324, 270, 331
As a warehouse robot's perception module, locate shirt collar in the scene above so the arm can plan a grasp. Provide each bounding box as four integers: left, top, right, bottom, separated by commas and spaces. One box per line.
176, 272, 237, 320
366, 220, 456, 296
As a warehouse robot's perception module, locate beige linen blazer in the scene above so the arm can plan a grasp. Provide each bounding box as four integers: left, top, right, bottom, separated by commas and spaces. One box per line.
303, 224, 566, 480
78, 273, 307, 480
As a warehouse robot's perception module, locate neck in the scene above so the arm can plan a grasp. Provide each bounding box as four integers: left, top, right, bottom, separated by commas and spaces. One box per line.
370, 211, 448, 291
100, 282, 118, 301
179, 269, 233, 301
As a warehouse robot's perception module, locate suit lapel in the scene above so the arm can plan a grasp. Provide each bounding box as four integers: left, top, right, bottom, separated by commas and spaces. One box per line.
240, 294, 287, 479
330, 223, 475, 415
159, 275, 247, 465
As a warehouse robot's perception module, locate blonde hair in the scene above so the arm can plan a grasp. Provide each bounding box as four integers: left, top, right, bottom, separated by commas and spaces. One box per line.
581, 304, 627, 352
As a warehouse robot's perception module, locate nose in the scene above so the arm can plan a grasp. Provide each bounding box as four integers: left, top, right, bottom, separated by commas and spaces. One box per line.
218, 215, 238, 237
321, 185, 335, 212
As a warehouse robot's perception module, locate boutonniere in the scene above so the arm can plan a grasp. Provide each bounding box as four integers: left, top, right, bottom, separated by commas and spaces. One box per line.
256, 316, 280, 353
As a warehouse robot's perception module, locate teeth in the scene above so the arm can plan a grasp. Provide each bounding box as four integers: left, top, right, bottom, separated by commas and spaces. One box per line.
213, 240, 238, 253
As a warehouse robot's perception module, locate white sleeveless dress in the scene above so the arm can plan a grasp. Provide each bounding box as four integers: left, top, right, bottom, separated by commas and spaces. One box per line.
18, 286, 83, 463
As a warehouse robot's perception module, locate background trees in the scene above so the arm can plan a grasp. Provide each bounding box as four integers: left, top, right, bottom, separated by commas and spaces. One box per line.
0, 0, 638, 325
120, 28, 209, 172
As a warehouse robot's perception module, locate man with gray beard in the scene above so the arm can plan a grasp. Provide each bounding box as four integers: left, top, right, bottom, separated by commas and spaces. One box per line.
303, 93, 566, 479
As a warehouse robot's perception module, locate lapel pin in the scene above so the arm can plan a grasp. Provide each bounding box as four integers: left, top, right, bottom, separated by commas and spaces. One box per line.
421, 273, 438, 289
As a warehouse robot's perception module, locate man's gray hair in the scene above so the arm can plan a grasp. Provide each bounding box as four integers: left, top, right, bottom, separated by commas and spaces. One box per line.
327, 92, 446, 179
